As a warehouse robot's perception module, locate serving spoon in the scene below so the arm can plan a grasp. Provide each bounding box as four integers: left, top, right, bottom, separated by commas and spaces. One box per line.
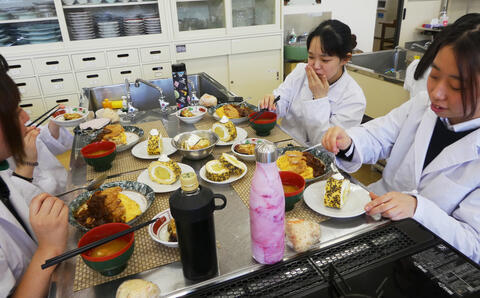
56, 174, 107, 198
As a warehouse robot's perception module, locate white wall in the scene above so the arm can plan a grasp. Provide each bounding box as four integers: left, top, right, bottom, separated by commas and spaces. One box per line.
448, 0, 480, 22
398, 0, 442, 46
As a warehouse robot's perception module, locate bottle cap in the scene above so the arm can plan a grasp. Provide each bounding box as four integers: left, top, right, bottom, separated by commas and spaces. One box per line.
180, 172, 199, 192
255, 141, 277, 163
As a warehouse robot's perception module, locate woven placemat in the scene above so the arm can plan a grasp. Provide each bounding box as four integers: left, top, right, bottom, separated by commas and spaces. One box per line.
73, 172, 180, 292
86, 120, 171, 180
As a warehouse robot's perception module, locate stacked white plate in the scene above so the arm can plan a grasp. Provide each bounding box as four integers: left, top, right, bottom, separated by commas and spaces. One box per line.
144, 17, 161, 34
123, 18, 144, 36
33, 2, 57, 18
0, 27, 10, 46
67, 11, 96, 40
7, 7, 37, 20
97, 20, 120, 38
16, 23, 61, 45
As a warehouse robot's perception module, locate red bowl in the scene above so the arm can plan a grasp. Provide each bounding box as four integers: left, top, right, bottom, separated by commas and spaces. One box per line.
248, 111, 277, 124
279, 171, 306, 211
81, 141, 116, 159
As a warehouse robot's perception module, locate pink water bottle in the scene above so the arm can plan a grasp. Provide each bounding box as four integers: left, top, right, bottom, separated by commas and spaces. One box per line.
249, 141, 285, 264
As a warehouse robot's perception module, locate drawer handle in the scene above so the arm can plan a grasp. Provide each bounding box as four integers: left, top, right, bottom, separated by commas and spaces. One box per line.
16, 82, 27, 87
51, 78, 64, 83
56, 99, 69, 103
9, 64, 21, 69
46, 61, 60, 65
120, 70, 132, 75
150, 50, 162, 55
117, 54, 129, 58
20, 104, 33, 108
86, 74, 99, 79
82, 57, 96, 61
152, 67, 163, 71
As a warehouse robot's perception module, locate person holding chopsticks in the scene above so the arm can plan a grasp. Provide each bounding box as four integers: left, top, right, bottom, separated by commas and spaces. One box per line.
0, 55, 68, 297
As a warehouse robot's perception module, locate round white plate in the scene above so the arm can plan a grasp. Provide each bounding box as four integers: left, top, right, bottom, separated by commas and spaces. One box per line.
131, 139, 177, 159
50, 107, 89, 127
303, 180, 371, 218
148, 209, 178, 247
137, 163, 194, 193
116, 132, 140, 152
121, 190, 148, 213
199, 161, 247, 185
212, 127, 247, 146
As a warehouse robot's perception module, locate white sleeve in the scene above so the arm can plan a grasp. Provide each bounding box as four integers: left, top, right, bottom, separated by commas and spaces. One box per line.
273, 63, 306, 118
413, 189, 480, 263
38, 125, 73, 156
0, 248, 17, 297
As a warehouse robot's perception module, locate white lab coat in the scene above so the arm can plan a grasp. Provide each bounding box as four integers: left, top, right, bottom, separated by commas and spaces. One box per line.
337, 92, 480, 263
274, 63, 366, 146
0, 170, 39, 297
7, 126, 73, 195
403, 59, 431, 99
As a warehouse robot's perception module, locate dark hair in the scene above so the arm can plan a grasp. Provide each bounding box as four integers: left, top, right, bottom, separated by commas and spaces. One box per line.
414, 13, 480, 80
0, 54, 25, 163
306, 19, 356, 59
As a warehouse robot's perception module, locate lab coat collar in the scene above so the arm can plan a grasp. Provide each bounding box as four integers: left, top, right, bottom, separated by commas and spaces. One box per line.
414, 109, 436, 183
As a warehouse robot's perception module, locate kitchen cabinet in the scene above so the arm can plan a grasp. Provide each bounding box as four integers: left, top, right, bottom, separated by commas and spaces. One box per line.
179, 55, 230, 89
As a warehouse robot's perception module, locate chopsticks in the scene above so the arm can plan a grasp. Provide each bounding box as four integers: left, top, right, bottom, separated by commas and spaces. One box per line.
250, 96, 280, 122
41, 218, 159, 270
27, 104, 60, 127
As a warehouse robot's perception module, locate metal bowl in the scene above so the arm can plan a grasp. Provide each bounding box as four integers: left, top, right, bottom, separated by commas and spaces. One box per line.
171, 130, 219, 160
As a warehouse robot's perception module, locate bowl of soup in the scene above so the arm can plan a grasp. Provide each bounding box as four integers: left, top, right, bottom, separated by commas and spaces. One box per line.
279, 171, 306, 211
81, 141, 116, 171
78, 222, 134, 276
248, 111, 277, 136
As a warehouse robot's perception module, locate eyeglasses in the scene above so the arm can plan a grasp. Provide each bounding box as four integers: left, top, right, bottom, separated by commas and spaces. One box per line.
0, 54, 9, 74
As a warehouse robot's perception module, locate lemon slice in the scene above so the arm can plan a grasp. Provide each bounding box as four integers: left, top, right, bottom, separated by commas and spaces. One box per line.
219, 153, 244, 175
205, 160, 230, 182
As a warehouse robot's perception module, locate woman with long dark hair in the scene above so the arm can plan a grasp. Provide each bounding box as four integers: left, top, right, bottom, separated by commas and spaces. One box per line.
322, 19, 480, 262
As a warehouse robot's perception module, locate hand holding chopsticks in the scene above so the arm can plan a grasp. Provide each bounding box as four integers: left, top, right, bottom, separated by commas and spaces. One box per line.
41, 218, 160, 270
27, 104, 60, 127
250, 96, 280, 122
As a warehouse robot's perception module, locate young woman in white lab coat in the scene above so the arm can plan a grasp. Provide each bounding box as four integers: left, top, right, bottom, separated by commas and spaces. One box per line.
0, 56, 68, 297
322, 21, 480, 262
260, 19, 366, 146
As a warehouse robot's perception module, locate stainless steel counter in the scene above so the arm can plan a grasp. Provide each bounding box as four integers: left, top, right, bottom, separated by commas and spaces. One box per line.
49, 109, 388, 298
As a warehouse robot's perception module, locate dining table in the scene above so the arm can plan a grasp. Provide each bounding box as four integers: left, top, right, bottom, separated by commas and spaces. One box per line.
48, 107, 388, 298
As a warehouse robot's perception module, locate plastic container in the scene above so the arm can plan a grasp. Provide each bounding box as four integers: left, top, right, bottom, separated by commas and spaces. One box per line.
102, 98, 123, 109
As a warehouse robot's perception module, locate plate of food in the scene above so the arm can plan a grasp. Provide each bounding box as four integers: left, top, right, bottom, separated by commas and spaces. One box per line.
95, 108, 122, 123
208, 102, 257, 124
131, 134, 177, 159
91, 124, 144, 152
211, 127, 248, 146
176, 106, 207, 124
148, 209, 178, 248
137, 158, 195, 193
303, 174, 371, 218
199, 153, 247, 184
277, 145, 334, 183
231, 138, 268, 161
51, 106, 89, 127
69, 181, 155, 231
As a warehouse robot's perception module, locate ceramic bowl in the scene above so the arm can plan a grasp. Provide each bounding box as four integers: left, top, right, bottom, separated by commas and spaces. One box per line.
231, 138, 268, 162
280, 171, 306, 211
81, 141, 116, 171
78, 223, 134, 276
148, 209, 178, 248
248, 111, 277, 136
171, 130, 219, 160
50, 106, 89, 127
176, 106, 207, 124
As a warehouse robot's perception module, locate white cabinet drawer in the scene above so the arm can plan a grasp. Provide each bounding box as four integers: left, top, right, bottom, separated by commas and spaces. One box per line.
39, 73, 77, 96
142, 63, 171, 80
110, 66, 141, 84
34, 55, 72, 74
140, 46, 170, 63
15, 77, 41, 99
7, 59, 34, 78
72, 52, 107, 71
175, 40, 230, 60
76, 69, 111, 89
44, 94, 80, 108
107, 49, 139, 66
19, 99, 46, 120
231, 36, 282, 54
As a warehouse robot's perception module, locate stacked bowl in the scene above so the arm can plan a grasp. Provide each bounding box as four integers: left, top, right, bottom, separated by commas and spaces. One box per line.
144, 17, 161, 34
97, 20, 120, 38
33, 2, 57, 18
67, 11, 96, 40
123, 18, 144, 36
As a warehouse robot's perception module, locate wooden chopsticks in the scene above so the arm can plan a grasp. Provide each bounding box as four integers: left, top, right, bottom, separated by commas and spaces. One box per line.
26, 104, 60, 127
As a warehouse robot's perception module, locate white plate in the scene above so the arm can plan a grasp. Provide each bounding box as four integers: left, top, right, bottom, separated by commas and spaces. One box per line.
137, 163, 194, 193
231, 138, 268, 161
212, 127, 247, 146
148, 209, 178, 248
303, 180, 371, 218
199, 161, 247, 185
213, 111, 248, 125
116, 132, 140, 152
131, 139, 177, 159
121, 190, 148, 213
50, 107, 89, 127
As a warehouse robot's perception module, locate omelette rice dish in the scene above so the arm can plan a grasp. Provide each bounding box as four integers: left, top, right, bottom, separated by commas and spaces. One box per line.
93, 124, 127, 145
277, 150, 325, 179
74, 186, 142, 228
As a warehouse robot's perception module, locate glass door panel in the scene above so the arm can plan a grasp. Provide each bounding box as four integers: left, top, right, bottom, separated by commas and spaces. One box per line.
176, 0, 225, 32
232, 0, 275, 28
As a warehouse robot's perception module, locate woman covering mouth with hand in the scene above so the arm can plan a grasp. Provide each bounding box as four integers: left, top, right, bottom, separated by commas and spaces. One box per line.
322, 17, 480, 263
259, 19, 366, 146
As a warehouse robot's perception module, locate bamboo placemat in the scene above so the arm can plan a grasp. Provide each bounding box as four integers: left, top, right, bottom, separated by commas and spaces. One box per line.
73, 172, 180, 292
86, 120, 170, 180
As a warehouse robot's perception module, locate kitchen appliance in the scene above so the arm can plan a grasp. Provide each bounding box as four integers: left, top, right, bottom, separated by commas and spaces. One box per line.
184, 219, 480, 297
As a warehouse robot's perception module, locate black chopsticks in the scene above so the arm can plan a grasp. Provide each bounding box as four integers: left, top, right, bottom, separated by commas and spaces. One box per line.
27, 104, 60, 127
41, 218, 159, 269
249, 96, 280, 122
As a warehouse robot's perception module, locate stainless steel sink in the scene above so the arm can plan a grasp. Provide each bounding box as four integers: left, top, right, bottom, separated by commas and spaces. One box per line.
349, 49, 408, 83
83, 72, 240, 111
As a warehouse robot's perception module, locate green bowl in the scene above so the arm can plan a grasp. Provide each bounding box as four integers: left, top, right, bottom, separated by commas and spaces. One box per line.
280, 171, 306, 211
81, 141, 116, 171
78, 223, 134, 276
248, 111, 277, 136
